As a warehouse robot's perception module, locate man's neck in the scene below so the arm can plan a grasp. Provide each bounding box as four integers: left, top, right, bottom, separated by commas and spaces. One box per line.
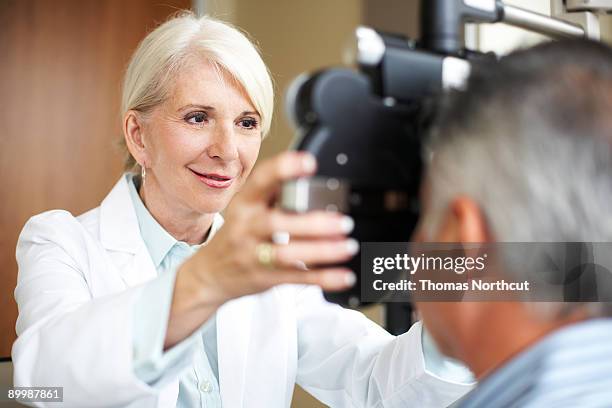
461, 303, 586, 379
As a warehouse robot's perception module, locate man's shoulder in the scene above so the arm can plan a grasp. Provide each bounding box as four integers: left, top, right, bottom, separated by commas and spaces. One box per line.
460, 319, 612, 407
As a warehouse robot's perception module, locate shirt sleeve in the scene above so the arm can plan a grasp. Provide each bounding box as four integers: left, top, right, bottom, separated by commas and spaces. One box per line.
132, 268, 201, 387
294, 284, 474, 407
421, 326, 475, 384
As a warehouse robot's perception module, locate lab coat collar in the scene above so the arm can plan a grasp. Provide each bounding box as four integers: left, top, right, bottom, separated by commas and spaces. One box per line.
99, 173, 143, 254
125, 172, 177, 267
98, 174, 158, 287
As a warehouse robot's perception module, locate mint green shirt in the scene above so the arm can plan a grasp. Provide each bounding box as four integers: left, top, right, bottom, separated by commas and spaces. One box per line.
127, 173, 223, 407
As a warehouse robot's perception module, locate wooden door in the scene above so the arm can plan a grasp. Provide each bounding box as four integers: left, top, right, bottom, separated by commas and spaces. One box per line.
0, 0, 190, 358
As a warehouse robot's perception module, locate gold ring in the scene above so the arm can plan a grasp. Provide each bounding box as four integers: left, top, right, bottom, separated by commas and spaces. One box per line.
255, 242, 276, 268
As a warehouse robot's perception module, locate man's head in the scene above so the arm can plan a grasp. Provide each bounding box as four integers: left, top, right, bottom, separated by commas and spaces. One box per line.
414, 39, 612, 377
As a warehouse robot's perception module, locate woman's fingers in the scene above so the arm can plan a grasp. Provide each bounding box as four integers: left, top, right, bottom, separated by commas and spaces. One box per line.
256, 210, 354, 239
209, 150, 361, 295
240, 151, 316, 203
270, 267, 356, 292
265, 238, 359, 268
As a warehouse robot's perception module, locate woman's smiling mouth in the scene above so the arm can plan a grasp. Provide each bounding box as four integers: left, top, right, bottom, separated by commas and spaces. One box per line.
189, 168, 234, 189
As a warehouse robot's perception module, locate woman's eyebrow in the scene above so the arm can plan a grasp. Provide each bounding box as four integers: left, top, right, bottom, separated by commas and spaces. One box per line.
241, 110, 260, 118
177, 105, 259, 118
177, 104, 215, 112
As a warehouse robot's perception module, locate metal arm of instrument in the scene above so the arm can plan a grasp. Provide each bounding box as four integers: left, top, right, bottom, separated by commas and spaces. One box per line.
501, 3, 585, 39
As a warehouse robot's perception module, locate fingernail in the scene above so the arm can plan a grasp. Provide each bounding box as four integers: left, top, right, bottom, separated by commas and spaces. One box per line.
302, 154, 316, 173
272, 231, 290, 245
345, 238, 359, 255
340, 216, 354, 234
324, 272, 355, 287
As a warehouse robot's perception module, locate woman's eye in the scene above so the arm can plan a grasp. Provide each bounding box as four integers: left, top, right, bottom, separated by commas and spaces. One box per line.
185, 112, 208, 124
238, 118, 259, 129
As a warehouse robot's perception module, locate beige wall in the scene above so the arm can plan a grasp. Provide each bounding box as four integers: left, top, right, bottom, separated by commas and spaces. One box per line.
0, 0, 190, 361
363, 0, 420, 38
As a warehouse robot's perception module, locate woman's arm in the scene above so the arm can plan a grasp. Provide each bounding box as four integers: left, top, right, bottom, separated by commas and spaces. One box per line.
13, 211, 162, 407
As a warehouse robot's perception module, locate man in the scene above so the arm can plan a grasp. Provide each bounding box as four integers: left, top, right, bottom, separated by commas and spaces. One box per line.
415, 39, 612, 407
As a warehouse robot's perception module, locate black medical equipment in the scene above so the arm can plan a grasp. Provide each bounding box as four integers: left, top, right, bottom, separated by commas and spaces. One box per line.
281, 0, 587, 334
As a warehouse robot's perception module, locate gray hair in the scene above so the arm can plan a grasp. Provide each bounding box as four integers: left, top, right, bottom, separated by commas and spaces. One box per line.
423, 39, 612, 318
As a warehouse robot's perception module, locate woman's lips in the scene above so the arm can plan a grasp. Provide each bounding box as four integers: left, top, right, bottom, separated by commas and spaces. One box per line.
189, 168, 234, 189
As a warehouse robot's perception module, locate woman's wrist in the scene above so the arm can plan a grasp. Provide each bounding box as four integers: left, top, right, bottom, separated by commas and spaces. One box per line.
163, 259, 226, 349
175, 257, 227, 312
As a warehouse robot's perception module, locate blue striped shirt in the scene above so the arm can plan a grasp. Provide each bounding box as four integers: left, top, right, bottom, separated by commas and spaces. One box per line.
458, 318, 612, 408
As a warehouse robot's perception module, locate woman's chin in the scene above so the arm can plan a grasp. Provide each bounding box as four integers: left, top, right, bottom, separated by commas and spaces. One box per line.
184, 176, 239, 213
192, 195, 231, 215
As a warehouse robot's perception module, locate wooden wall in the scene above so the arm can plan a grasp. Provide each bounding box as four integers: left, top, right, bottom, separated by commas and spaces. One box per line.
0, 0, 189, 358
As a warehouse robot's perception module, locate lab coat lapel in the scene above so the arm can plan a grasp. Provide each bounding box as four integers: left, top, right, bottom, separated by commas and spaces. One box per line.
218, 295, 254, 407
98, 174, 157, 287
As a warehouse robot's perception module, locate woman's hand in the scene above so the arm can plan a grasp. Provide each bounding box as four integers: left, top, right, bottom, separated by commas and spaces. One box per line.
165, 151, 357, 348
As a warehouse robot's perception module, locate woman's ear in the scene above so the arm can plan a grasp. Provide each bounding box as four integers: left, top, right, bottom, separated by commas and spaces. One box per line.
123, 110, 148, 166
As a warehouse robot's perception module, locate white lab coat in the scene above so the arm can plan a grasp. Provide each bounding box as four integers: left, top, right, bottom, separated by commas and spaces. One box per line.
12, 175, 471, 407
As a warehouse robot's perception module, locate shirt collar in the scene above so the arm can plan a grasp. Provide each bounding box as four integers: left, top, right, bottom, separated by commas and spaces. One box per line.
126, 173, 210, 267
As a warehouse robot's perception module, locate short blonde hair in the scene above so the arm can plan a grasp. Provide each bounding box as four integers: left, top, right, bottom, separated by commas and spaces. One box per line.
120, 12, 274, 169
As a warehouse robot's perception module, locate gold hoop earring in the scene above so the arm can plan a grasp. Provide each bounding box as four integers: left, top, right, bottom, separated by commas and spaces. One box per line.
141, 165, 146, 187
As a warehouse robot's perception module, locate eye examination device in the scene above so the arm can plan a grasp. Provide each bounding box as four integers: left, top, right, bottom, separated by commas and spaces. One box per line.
281, 0, 612, 332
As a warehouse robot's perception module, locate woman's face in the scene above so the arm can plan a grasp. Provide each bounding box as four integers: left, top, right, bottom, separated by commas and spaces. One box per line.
141, 57, 262, 216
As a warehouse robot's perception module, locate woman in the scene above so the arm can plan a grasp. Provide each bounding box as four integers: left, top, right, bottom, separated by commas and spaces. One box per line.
12, 12, 471, 407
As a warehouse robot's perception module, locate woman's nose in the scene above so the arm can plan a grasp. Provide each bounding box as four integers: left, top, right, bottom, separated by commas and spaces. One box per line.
207, 123, 239, 161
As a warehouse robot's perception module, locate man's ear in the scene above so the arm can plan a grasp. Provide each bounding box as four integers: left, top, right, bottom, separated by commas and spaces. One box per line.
123, 110, 148, 166
451, 196, 490, 243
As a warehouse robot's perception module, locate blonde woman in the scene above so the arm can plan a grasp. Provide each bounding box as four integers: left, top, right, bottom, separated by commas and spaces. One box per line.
12, 13, 472, 407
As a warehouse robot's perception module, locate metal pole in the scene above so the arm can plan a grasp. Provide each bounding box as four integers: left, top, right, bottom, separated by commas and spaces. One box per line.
502, 4, 585, 39
192, 0, 206, 17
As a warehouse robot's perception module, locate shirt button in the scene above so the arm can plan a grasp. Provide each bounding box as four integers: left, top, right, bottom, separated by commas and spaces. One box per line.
200, 380, 213, 393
